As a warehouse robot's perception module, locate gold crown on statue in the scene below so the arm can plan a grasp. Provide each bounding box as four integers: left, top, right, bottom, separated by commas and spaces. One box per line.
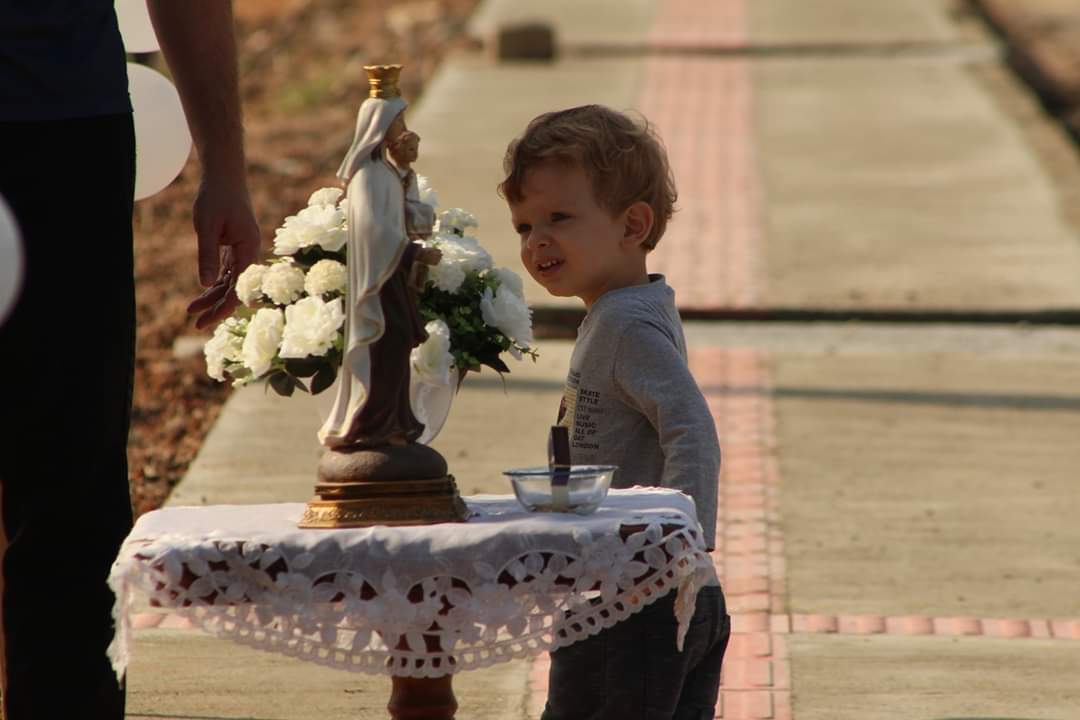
364, 64, 403, 99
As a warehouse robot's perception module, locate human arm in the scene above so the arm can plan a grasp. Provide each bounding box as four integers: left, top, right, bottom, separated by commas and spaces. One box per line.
613, 321, 721, 547
147, 0, 261, 329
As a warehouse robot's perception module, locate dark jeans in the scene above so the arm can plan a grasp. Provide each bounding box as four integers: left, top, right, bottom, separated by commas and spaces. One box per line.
542, 585, 730, 720
0, 114, 136, 719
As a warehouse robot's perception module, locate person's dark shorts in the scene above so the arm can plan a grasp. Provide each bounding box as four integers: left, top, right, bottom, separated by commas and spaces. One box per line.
542, 585, 730, 720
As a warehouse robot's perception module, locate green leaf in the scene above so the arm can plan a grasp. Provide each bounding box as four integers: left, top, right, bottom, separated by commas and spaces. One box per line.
295, 246, 326, 266
311, 365, 337, 395
269, 371, 295, 397
285, 357, 323, 378
486, 356, 511, 374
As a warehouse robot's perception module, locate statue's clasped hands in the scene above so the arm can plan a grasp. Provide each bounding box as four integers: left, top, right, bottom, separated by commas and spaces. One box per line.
417, 247, 441, 266
408, 246, 441, 291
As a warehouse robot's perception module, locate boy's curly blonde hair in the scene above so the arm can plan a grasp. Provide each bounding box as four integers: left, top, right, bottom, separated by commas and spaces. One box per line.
499, 105, 677, 251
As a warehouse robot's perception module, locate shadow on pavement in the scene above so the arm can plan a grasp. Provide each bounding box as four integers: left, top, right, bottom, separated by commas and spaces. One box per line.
469, 374, 1080, 413
933, 717, 1057, 720
127, 714, 281, 720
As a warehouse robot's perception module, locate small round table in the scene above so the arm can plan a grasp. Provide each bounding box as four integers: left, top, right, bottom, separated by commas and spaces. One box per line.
109, 488, 716, 718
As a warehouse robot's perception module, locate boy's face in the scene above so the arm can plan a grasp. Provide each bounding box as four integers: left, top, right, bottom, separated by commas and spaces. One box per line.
509, 161, 645, 308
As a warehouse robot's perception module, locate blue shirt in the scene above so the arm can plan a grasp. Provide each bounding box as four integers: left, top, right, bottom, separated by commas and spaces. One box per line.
0, 0, 131, 121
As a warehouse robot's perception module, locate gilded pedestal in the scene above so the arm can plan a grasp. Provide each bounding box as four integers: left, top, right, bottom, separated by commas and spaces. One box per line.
299, 443, 468, 528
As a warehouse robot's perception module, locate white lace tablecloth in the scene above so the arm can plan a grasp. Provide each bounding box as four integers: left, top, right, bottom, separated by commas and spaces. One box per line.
109, 488, 716, 679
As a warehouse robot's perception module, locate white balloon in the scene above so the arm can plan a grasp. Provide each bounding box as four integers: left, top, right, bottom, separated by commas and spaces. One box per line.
128, 63, 192, 200
0, 193, 24, 326
116, 0, 159, 54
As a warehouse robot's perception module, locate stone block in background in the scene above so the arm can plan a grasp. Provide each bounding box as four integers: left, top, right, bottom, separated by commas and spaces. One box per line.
495, 22, 556, 61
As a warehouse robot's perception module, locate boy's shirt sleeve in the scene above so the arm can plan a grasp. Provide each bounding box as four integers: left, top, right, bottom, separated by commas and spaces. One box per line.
612, 320, 720, 536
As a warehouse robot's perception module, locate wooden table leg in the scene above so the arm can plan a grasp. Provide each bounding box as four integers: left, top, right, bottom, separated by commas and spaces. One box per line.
388, 675, 457, 719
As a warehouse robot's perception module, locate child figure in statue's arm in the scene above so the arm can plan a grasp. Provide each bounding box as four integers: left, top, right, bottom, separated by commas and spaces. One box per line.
385, 117, 439, 286
500, 105, 730, 720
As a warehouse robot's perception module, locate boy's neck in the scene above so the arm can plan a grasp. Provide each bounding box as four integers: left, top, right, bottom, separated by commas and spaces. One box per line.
582, 266, 651, 310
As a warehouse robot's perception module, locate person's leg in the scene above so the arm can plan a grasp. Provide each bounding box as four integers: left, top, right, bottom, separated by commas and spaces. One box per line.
672, 586, 730, 720
540, 621, 614, 720
541, 590, 715, 720
0, 114, 136, 719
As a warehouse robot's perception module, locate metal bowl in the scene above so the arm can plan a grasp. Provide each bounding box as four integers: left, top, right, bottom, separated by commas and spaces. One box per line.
502, 465, 617, 515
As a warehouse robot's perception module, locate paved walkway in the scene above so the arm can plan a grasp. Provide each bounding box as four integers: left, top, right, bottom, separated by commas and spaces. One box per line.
128, 0, 1080, 718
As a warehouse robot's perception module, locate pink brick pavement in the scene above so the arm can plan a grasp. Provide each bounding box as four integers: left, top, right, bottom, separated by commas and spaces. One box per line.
698, 348, 791, 720
639, 0, 763, 311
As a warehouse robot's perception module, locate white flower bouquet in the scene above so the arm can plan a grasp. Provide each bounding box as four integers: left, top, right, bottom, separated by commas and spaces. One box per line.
204, 182, 536, 397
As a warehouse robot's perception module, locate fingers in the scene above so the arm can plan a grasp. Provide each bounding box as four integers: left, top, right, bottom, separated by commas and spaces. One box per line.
186, 276, 231, 314
188, 246, 236, 321
190, 193, 260, 328
189, 267, 238, 330
196, 215, 223, 287
193, 290, 239, 330
226, 218, 261, 275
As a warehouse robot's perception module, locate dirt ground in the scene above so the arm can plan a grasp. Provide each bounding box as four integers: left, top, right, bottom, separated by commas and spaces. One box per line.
976, 0, 1080, 138
128, 0, 478, 515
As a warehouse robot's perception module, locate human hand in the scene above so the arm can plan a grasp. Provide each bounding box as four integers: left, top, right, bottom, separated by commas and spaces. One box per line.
186, 178, 261, 329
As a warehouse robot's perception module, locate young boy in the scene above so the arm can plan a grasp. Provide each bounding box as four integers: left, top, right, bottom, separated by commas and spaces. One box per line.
500, 105, 729, 719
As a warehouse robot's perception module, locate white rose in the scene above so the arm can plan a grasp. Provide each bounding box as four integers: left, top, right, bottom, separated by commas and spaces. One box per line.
298, 204, 347, 252
489, 266, 525, 299
304, 259, 347, 297
411, 319, 454, 385
428, 260, 466, 293
436, 234, 493, 273
204, 318, 244, 381
279, 296, 345, 359
272, 204, 347, 255
271, 223, 303, 256
234, 264, 267, 306
435, 208, 478, 236
480, 286, 534, 348
308, 187, 344, 207
261, 261, 307, 305
455, 235, 494, 272
241, 308, 284, 378
416, 175, 438, 208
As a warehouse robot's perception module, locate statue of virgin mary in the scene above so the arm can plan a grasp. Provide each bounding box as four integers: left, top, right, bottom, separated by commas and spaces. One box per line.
318, 65, 439, 450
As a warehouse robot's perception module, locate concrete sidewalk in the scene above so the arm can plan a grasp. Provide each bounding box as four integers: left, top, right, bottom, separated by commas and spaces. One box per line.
127, 0, 1080, 718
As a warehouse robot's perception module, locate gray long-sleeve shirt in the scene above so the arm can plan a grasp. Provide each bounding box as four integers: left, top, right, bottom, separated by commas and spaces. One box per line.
557, 275, 720, 550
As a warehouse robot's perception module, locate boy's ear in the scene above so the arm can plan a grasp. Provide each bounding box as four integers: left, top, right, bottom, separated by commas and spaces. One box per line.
622, 201, 654, 249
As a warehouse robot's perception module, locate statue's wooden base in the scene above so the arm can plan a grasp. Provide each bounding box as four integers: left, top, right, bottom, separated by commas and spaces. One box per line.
299, 475, 469, 528
299, 443, 467, 528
